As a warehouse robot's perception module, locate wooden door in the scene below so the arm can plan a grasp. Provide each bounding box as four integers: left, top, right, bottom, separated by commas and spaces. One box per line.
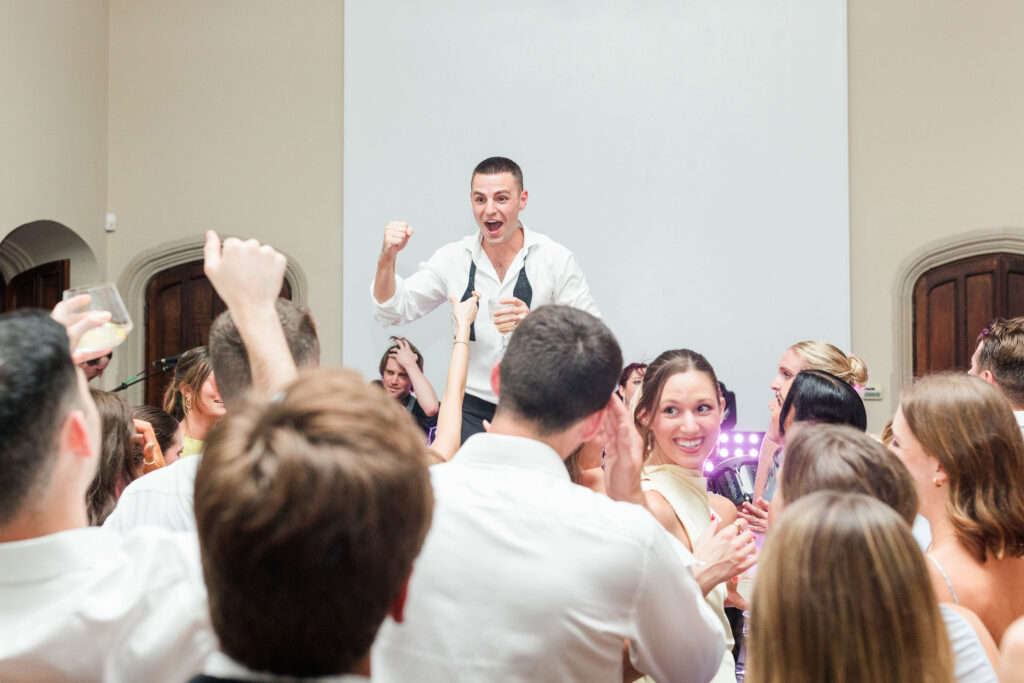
144, 260, 291, 408
913, 253, 1024, 376
3, 260, 69, 312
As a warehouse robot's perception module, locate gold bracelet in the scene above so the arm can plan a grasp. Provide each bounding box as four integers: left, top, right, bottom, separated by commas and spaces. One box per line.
454, 340, 469, 346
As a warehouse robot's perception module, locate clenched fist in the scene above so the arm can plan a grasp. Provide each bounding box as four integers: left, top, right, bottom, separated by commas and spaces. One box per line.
381, 221, 414, 261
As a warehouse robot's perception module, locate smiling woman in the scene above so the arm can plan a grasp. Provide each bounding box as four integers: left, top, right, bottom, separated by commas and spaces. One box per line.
162, 346, 225, 458
633, 348, 739, 683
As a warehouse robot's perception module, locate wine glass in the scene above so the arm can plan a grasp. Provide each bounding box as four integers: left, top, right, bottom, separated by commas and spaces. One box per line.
488, 298, 515, 354
62, 283, 134, 353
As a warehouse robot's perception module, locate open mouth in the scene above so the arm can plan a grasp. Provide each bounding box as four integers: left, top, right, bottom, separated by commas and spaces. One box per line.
484, 220, 503, 235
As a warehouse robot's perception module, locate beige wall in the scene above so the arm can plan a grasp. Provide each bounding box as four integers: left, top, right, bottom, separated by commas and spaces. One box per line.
7, 0, 1024, 424
106, 0, 344, 399
849, 0, 1024, 430
0, 0, 109, 280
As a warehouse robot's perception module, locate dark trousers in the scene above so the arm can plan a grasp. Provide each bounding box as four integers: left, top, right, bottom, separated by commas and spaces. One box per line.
461, 393, 497, 444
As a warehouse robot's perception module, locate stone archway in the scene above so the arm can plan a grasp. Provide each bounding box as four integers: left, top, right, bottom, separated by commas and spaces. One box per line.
892, 226, 1024, 392
0, 220, 100, 285
115, 234, 308, 406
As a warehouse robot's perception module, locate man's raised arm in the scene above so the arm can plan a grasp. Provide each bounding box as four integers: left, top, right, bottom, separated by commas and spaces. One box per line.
204, 231, 295, 399
373, 221, 414, 304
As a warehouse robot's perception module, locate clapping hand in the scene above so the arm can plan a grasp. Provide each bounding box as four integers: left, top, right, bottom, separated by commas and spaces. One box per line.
600, 393, 645, 506
692, 518, 758, 591
738, 497, 771, 534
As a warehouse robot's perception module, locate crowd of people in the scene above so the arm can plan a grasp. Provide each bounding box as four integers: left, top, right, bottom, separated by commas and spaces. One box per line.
3, 157, 1024, 682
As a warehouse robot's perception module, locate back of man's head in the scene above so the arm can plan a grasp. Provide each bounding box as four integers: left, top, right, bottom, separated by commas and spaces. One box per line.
208, 298, 320, 404
193, 368, 433, 677
0, 310, 80, 525
496, 305, 622, 436
976, 317, 1024, 407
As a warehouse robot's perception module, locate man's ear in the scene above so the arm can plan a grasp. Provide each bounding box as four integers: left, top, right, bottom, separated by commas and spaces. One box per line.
518, 189, 529, 210
490, 361, 501, 397
981, 369, 998, 386
578, 408, 606, 444
388, 576, 412, 623
61, 409, 94, 461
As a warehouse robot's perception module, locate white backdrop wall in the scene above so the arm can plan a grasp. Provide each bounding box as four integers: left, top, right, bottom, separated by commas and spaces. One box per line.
343, 0, 849, 431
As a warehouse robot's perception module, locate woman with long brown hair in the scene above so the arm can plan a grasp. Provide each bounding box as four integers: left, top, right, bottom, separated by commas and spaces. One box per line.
633, 348, 746, 683
749, 491, 953, 683
891, 373, 1024, 644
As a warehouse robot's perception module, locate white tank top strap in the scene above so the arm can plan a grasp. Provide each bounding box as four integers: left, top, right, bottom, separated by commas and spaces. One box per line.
925, 552, 960, 605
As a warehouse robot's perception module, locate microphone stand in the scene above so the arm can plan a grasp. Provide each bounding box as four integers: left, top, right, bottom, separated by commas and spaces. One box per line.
112, 362, 175, 393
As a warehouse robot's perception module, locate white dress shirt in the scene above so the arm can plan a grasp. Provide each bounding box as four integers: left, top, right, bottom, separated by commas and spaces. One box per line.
0, 526, 214, 682
200, 652, 370, 682
372, 433, 725, 683
371, 226, 600, 404
104, 454, 201, 532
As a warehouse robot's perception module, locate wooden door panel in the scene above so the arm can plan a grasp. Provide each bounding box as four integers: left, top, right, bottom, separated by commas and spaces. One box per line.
144, 260, 291, 407
926, 279, 957, 371
914, 252, 1024, 377
1008, 272, 1024, 314
965, 272, 995, 358
3, 260, 69, 312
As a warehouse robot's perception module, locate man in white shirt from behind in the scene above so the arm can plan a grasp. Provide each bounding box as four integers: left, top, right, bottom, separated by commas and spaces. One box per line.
0, 308, 214, 682
968, 316, 1024, 436
372, 305, 725, 683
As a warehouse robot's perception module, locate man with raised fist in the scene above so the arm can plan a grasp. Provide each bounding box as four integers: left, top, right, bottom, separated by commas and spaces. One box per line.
371, 156, 599, 441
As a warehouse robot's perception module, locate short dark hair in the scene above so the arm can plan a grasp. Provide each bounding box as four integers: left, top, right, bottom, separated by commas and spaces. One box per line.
781, 424, 918, 525
778, 369, 866, 439
0, 310, 80, 524
472, 156, 524, 190
208, 298, 320, 404
976, 317, 1024, 406
496, 305, 622, 436
86, 389, 136, 525
194, 369, 433, 676
378, 336, 424, 376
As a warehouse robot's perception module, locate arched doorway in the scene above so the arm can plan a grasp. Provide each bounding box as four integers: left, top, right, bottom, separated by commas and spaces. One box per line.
913, 252, 1024, 376
116, 235, 308, 408
142, 259, 292, 407
894, 227, 1024, 390
0, 220, 100, 287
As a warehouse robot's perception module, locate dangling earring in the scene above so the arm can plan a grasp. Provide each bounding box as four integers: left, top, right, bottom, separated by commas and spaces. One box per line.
183, 396, 193, 413
933, 477, 944, 488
